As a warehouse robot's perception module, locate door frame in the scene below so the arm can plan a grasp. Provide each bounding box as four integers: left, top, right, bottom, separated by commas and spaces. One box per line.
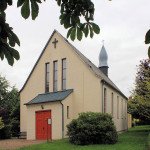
35, 109, 52, 140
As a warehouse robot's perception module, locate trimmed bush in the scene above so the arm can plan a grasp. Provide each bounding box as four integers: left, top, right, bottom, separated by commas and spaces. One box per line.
67, 112, 118, 145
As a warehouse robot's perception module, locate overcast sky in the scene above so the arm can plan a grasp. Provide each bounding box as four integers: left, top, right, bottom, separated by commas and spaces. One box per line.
0, 0, 150, 97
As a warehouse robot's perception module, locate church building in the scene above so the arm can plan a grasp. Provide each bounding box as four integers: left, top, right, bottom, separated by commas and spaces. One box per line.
20, 30, 128, 140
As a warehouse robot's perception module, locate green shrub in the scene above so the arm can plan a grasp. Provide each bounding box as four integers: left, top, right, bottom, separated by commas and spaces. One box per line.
0, 125, 11, 139
10, 118, 20, 137
67, 112, 118, 145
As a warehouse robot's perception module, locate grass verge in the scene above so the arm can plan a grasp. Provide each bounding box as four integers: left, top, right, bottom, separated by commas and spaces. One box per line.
17, 125, 150, 150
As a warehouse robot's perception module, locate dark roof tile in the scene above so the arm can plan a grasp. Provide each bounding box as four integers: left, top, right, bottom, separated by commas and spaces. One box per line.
25, 89, 73, 105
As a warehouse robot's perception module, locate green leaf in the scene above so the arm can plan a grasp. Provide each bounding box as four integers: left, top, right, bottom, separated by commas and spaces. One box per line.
17, 0, 25, 7
67, 27, 73, 38
57, 0, 61, 6
90, 13, 94, 21
0, 12, 6, 20
60, 3, 64, 13
74, 16, 80, 24
31, 0, 39, 20
145, 29, 150, 44
36, 0, 41, 3
64, 16, 71, 29
0, 26, 2, 33
77, 27, 82, 41
2, 45, 14, 66
80, 23, 85, 31
60, 14, 66, 25
148, 46, 150, 58
91, 22, 100, 34
89, 25, 94, 38
12, 32, 20, 46
70, 27, 76, 41
21, 0, 30, 19
0, 0, 7, 11
84, 24, 89, 37
8, 35, 15, 47
6, 0, 12, 6
10, 48, 20, 60
0, 52, 4, 60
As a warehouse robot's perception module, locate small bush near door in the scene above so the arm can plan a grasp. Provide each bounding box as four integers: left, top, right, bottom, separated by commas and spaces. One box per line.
67, 112, 118, 145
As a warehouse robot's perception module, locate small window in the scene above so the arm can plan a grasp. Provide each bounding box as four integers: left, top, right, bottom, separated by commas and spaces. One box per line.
53, 61, 58, 92
45, 63, 49, 93
67, 106, 69, 119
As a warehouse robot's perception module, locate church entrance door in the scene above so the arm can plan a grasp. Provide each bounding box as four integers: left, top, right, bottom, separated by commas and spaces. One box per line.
36, 110, 51, 140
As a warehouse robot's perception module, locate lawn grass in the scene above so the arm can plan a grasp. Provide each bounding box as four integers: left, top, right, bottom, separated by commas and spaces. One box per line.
17, 125, 150, 150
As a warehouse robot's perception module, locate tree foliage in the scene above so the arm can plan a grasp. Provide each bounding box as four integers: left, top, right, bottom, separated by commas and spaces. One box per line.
0, 0, 100, 66
128, 59, 150, 122
0, 74, 20, 138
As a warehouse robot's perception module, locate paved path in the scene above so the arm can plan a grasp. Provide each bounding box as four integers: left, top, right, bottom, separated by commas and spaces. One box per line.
0, 139, 46, 150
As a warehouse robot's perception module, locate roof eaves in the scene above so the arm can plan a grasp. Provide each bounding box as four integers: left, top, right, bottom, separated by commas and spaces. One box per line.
24, 89, 73, 105
101, 79, 128, 100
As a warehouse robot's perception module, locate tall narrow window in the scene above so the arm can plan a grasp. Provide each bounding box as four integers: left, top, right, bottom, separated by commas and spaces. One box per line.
67, 106, 69, 119
111, 93, 114, 116
45, 63, 49, 93
62, 59, 66, 90
53, 61, 58, 92
117, 96, 119, 119
104, 88, 107, 113
122, 99, 123, 119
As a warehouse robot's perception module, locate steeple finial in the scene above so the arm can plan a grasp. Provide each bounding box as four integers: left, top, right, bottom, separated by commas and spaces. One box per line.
98, 42, 109, 76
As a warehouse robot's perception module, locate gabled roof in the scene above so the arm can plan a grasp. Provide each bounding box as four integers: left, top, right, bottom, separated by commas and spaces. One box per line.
20, 30, 127, 100
25, 89, 73, 105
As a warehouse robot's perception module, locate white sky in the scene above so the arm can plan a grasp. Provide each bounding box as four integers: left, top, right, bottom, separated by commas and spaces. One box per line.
0, 0, 150, 97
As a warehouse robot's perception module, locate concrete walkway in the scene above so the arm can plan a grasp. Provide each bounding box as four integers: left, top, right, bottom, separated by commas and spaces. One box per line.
0, 139, 46, 150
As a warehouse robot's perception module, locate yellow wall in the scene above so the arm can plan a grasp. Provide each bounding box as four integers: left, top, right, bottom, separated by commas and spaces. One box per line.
20, 31, 128, 140
26, 102, 62, 140
128, 113, 132, 129
103, 84, 128, 132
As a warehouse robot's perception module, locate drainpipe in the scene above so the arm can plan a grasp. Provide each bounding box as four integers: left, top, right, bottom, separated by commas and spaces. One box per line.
102, 81, 104, 113
60, 101, 64, 139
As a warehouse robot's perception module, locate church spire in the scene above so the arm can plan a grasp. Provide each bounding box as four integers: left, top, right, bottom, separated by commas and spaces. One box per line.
99, 41, 109, 76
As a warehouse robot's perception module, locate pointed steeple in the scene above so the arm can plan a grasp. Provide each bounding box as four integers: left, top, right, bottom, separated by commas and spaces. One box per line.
99, 41, 109, 76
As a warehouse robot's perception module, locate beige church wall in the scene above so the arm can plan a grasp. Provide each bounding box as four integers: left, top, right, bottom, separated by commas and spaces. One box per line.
62, 93, 73, 137
26, 101, 62, 140
103, 84, 128, 132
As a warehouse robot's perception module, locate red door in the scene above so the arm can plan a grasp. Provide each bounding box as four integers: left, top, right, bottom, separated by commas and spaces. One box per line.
36, 110, 51, 140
